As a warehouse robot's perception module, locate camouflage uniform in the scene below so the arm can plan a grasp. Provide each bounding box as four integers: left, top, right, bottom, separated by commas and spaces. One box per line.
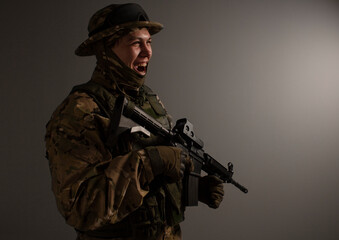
46, 63, 184, 239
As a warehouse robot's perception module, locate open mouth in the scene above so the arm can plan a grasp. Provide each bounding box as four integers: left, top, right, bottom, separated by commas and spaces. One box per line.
134, 63, 148, 75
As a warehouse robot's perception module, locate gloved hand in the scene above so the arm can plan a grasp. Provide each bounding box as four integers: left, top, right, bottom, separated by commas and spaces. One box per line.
145, 146, 193, 183
198, 175, 224, 209
178, 149, 193, 178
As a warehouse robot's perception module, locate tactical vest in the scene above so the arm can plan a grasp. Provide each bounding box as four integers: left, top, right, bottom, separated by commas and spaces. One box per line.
71, 80, 185, 239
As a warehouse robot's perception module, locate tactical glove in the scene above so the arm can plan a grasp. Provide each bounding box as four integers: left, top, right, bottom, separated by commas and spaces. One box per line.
198, 175, 224, 209
145, 146, 192, 183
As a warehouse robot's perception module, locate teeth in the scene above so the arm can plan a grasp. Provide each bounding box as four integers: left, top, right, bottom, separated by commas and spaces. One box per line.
135, 63, 148, 74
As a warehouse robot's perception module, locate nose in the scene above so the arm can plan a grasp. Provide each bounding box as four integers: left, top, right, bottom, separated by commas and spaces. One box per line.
140, 43, 152, 59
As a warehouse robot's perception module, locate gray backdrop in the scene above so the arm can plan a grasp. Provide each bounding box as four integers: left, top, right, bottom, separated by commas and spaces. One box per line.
1, 0, 339, 239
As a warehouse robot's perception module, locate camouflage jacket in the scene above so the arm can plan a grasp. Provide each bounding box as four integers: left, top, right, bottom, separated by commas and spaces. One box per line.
45, 70, 183, 240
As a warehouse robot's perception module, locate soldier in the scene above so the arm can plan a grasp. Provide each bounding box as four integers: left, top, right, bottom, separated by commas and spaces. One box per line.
45, 3, 224, 240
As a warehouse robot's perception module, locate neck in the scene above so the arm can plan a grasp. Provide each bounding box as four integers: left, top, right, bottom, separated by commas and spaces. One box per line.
95, 47, 146, 93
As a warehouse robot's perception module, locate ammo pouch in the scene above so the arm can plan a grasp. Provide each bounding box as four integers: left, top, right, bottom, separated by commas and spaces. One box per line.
128, 190, 166, 240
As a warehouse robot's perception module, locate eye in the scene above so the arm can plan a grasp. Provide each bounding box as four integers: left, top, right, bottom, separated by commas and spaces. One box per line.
132, 41, 141, 46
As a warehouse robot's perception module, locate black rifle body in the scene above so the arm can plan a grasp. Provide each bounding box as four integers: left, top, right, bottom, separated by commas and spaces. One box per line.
117, 96, 248, 206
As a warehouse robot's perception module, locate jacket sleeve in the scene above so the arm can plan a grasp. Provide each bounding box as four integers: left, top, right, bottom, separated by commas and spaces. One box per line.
45, 92, 157, 231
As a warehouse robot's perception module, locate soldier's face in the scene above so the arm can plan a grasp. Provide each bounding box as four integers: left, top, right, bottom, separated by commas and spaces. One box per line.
112, 28, 152, 75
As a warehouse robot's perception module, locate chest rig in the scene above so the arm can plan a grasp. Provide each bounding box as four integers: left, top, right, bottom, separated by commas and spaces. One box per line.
71, 80, 184, 239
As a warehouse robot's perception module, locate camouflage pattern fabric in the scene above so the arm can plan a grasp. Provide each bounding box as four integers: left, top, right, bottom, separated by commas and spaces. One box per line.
45, 90, 151, 229
45, 67, 183, 239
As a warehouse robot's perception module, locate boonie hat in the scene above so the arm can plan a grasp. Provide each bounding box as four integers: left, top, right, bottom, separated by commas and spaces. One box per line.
75, 3, 163, 56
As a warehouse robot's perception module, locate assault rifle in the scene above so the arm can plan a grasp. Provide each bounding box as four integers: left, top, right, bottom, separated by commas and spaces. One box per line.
113, 96, 248, 206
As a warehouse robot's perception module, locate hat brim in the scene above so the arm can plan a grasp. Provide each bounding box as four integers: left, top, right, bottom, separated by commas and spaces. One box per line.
75, 21, 163, 56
